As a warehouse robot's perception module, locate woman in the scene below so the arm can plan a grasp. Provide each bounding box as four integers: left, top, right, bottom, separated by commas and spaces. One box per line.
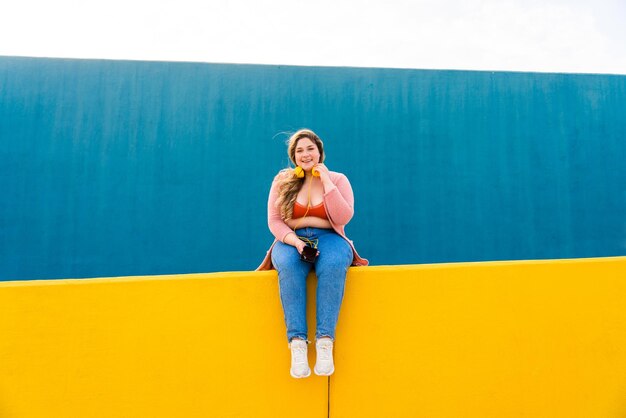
257, 129, 368, 378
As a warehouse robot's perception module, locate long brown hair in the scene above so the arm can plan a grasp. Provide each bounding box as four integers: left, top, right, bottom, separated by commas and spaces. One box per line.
274, 129, 325, 220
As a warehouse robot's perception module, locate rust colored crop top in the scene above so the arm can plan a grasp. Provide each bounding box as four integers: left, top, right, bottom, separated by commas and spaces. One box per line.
293, 201, 328, 219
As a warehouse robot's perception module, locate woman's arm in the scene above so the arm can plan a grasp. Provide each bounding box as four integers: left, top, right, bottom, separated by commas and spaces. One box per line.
322, 174, 354, 226
266, 176, 309, 254
267, 178, 295, 243
313, 165, 355, 226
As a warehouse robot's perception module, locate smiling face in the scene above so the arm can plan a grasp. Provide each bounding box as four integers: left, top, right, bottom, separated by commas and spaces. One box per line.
294, 137, 321, 172
287, 129, 325, 172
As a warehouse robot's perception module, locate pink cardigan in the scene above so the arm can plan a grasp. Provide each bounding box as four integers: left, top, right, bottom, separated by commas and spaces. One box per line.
256, 170, 369, 271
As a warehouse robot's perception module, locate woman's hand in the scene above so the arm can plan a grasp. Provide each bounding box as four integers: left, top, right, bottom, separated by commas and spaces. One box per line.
283, 232, 306, 254
313, 163, 330, 183
293, 237, 306, 254
293, 237, 320, 257
315, 163, 335, 192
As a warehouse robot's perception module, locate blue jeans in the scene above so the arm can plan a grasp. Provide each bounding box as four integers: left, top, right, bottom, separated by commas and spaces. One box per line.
271, 227, 353, 343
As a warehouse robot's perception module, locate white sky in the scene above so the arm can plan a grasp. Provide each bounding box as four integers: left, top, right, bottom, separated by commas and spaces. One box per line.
2, 0, 626, 74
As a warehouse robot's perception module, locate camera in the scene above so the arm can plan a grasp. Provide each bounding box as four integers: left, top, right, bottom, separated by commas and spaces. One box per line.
300, 245, 318, 263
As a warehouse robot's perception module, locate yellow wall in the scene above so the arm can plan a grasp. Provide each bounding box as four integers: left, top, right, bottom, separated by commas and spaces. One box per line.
1, 257, 625, 417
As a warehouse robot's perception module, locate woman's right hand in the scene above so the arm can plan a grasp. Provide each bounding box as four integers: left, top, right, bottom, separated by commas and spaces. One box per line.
286, 232, 320, 257
284, 232, 306, 254
293, 238, 306, 254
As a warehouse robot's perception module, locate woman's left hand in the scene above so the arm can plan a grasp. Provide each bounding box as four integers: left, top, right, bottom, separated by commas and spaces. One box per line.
314, 163, 331, 185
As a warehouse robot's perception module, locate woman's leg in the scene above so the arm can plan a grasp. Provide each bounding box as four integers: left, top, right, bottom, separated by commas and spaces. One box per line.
271, 241, 313, 343
313, 232, 353, 341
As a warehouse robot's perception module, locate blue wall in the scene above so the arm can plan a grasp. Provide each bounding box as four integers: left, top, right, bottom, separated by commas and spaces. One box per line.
1, 56, 625, 281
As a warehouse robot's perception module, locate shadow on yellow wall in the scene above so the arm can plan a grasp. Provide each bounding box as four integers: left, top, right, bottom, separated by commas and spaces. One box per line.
1, 256, 626, 417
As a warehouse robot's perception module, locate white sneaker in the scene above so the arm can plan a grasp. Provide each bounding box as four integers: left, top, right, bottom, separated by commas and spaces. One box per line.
289, 339, 311, 378
314, 337, 335, 376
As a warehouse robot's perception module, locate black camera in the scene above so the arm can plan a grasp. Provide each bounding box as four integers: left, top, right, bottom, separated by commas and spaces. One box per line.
300, 245, 318, 263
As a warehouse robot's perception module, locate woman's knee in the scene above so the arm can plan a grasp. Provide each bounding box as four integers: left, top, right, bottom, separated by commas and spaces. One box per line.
316, 251, 352, 277
272, 242, 312, 277
272, 243, 299, 268
317, 239, 352, 270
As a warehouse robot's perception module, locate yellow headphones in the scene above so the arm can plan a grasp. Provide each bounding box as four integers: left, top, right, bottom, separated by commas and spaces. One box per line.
294, 166, 320, 178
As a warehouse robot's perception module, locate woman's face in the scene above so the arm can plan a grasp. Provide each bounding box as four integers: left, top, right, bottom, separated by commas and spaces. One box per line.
294, 137, 321, 171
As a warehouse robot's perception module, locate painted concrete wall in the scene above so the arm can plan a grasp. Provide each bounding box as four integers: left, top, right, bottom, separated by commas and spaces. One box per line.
1, 56, 625, 281
1, 257, 625, 417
